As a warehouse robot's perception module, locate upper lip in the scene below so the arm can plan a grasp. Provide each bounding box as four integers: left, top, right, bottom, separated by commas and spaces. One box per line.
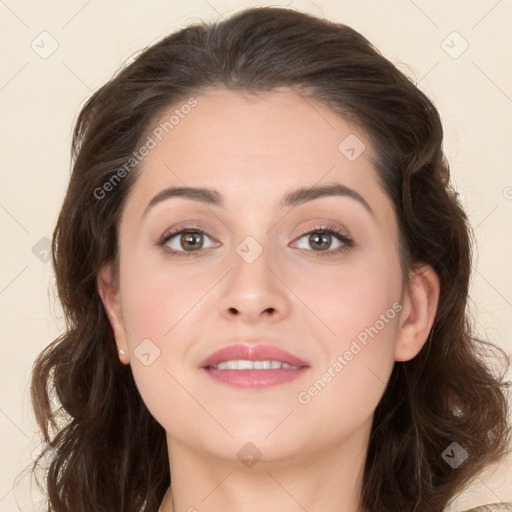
200, 343, 309, 368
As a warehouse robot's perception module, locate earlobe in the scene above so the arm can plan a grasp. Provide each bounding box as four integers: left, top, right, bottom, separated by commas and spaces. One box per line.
97, 264, 130, 365
394, 263, 440, 362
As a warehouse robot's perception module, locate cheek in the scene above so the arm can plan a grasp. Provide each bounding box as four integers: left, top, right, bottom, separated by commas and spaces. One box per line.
293, 302, 401, 445
117, 262, 221, 428
290, 253, 402, 417
291, 247, 402, 345
295, 339, 396, 447
119, 259, 210, 344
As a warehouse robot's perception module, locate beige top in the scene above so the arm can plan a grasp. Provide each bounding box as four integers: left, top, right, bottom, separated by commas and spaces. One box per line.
156, 504, 512, 511
156, 494, 512, 512
462, 504, 512, 512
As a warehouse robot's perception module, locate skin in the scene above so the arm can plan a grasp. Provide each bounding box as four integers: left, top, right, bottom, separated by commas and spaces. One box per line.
97, 88, 439, 512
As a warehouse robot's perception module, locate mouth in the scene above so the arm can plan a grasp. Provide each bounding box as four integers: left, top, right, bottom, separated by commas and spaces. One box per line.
199, 343, 310, 389
208, 360, 302, 370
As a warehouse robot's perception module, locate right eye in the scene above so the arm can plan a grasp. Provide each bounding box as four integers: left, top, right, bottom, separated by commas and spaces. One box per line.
159, 227, 218, 257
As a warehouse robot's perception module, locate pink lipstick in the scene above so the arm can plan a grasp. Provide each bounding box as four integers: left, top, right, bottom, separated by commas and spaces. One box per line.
199, 343, 309, 389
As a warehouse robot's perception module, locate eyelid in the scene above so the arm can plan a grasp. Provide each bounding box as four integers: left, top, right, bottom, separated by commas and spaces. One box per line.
295, 222, 351, 240
158, 223, 218, 247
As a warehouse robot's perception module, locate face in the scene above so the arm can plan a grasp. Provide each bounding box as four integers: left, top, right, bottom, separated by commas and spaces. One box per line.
100, 88, 417, 467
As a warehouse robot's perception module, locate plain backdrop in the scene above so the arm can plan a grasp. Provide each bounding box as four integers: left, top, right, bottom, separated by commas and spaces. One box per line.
0, 0, 511, 510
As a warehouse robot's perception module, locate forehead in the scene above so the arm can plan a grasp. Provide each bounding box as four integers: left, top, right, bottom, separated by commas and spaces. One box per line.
125, 88, 384, 209
116, 88, 402, 276
152, 88, 376, 166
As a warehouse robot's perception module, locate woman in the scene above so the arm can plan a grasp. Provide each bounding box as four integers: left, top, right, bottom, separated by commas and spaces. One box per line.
30, 6, 511, 512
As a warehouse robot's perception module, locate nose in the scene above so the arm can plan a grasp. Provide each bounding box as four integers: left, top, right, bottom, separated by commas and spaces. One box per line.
217, 242, 291, 324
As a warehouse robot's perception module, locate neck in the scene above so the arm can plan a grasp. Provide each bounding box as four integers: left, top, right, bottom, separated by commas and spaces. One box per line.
159, 423, 371, 512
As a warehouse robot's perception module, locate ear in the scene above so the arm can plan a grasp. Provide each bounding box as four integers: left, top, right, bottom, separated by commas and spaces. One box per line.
97, 264, 130, 365
395, 263, 440, 362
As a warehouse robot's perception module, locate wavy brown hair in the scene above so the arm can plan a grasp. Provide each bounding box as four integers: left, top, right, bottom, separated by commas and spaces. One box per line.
28, 6, 511, 512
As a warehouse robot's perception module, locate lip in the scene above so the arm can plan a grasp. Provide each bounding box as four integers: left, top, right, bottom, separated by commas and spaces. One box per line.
199, 343, 310, 390
199, 343, 309, 369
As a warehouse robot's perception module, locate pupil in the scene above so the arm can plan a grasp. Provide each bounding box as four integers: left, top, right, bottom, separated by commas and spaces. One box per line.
311, 233, 330, 250
182, 232, 202, 250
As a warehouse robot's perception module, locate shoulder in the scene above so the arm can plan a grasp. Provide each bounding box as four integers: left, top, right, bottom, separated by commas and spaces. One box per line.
461, 503, 512, 512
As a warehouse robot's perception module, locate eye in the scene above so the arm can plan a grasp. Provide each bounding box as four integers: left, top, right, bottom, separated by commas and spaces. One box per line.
292, 225, 354, 256
158, 226, 218, 257
157, 224, 354, 258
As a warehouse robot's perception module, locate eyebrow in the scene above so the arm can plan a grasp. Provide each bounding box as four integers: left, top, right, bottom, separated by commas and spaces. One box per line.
142, 183, 374, 218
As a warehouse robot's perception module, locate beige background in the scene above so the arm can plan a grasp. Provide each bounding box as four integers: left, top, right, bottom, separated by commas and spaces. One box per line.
1, 0, 511, 510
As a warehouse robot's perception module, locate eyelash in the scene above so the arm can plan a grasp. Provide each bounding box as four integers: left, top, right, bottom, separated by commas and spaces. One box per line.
158, 224, 355, 258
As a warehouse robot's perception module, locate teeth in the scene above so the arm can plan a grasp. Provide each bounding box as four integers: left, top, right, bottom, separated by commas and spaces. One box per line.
212, 360, 300, 370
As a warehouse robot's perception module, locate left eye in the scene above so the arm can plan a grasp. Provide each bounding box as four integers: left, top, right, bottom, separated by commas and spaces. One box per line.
293, 226, 353, 254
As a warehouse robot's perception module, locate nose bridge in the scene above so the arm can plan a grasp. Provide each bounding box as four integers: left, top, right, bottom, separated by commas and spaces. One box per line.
217, 231, 289, 321
231, 232, 275, 295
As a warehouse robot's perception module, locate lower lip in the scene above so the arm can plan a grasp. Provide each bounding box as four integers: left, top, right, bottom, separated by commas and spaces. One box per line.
201, 367, 309, 389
